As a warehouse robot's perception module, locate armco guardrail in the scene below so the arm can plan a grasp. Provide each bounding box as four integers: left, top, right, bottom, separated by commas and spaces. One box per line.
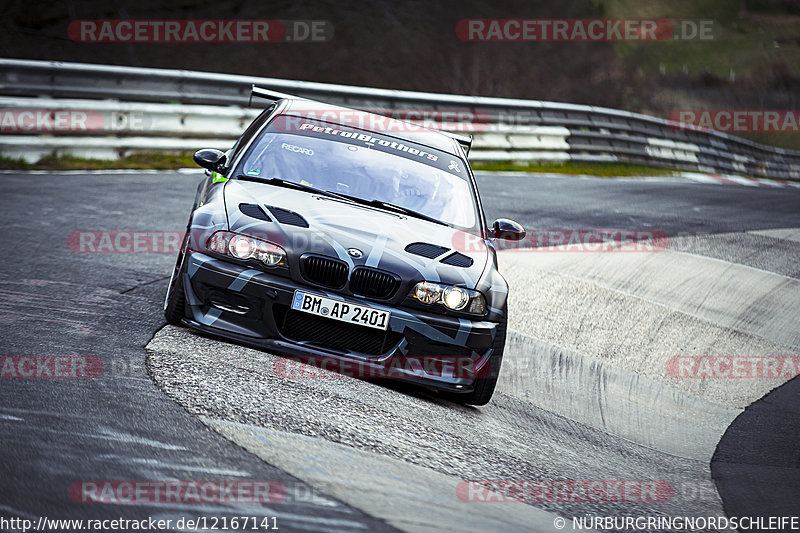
1, 58, 799, 179
0, 96, 570, 163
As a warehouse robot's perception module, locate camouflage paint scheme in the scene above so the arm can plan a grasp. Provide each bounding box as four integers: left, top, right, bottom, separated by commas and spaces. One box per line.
167, 99, 511, 395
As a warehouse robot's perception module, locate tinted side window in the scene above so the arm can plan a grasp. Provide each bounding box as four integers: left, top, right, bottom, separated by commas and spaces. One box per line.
229, 105, 275, 162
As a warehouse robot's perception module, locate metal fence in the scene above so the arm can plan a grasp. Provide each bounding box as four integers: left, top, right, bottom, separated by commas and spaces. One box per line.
1, 58, 799, 179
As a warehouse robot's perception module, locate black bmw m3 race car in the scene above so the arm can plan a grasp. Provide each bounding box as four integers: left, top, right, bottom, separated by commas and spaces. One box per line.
164, 87, 525, 405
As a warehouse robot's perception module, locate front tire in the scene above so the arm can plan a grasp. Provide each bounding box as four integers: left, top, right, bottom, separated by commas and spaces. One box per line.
445, 317, 507, 406
164, 252, 186, 326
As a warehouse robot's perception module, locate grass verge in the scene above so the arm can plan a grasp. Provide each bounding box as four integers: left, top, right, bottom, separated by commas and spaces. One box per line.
2, 153, 791, 183
470, 160, 682, 177
0, 152, 195, 171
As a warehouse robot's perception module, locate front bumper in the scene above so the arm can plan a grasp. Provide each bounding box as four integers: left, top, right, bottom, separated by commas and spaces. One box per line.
181, 251, 500, 392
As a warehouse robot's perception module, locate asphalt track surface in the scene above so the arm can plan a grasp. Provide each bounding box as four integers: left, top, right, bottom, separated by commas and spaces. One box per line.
0, 170, 798, 532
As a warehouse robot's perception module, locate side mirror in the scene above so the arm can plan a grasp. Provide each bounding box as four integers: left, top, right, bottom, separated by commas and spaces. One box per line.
193, 149, 227, 172
492, 219, 526, 241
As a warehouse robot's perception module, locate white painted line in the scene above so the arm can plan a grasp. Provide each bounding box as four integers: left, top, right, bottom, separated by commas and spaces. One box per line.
724, 175, 760, 187
755, 178, 785, 188
681, 172, 723, 184
0, 168, 204, 175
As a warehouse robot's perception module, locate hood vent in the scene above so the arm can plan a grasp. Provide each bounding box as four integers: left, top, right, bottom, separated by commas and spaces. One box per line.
405, 242, 449, 259
440, 252, 474, 268
266, 206, 309, 228
238, 203, 271, 222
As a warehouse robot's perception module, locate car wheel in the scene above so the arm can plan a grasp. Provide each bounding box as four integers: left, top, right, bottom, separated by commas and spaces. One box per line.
164, 251, 186, 326
445, 317, 507, 406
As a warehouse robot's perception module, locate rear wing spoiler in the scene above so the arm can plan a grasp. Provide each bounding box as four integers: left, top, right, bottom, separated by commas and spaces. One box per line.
448, 132, 473, 155
249, 85, 306, 106
249, 84, 473, 155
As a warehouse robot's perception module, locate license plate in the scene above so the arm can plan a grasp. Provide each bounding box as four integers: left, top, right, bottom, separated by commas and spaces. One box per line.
291, 290, 390, 331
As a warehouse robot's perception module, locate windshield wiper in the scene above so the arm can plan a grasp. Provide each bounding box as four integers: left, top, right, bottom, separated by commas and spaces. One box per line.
235, 176, 352, 202
236, 175, 447, 226
333, 194, 448, 226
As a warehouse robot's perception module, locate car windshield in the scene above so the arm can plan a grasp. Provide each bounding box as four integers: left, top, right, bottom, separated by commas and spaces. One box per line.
236, 117, 478, 228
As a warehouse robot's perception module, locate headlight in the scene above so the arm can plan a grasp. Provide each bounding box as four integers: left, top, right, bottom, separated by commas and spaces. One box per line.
411, 282, 486, 315
254, 240, 285, 266
414, 281, 442, 304
206, 231, 286, 267
229, 234, 256, 259
442, 286, 469, 310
